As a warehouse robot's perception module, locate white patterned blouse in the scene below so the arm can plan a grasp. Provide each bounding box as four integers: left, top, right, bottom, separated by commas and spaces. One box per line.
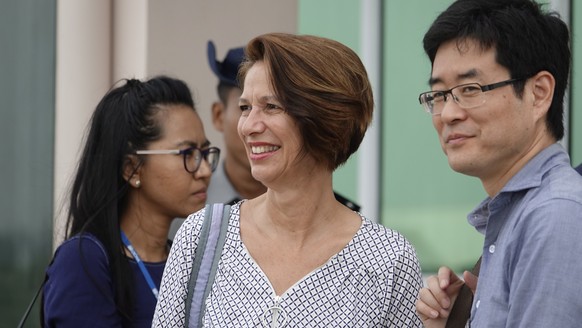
153, 201, 422, 327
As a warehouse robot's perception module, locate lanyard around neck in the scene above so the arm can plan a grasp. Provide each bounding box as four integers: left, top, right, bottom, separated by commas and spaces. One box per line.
120, 230, 159, 300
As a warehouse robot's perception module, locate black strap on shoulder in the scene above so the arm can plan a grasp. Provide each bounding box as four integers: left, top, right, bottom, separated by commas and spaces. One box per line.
445, 257, 482, 328
18, 275, 47, 328
333, 191, 361, 212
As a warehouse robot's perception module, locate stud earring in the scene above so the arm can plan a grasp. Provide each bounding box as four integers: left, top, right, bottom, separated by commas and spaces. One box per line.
135, 180, 141, 188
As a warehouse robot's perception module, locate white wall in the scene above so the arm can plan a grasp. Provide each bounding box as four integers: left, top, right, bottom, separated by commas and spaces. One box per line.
54, 0, 113, 246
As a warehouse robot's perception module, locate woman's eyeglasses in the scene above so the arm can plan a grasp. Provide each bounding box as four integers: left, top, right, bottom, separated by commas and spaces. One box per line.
136, 146, 221, 173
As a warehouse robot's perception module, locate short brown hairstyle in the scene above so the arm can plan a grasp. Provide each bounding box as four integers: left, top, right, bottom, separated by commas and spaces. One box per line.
238, 33, 374, 171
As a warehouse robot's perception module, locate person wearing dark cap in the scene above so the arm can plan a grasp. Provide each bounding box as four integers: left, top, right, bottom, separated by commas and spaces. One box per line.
206, 40, 361, 211
206, 41, 267, 205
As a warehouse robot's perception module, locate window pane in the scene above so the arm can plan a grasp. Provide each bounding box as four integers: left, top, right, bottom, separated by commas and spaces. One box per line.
0, 0, 56, 326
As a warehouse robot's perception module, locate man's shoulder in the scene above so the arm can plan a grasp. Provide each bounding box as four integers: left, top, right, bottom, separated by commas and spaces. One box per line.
512, 146, 582, 203
541, 163, 582, 201
511, 163, 582, 229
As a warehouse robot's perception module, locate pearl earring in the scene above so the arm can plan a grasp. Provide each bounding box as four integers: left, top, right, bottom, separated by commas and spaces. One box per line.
135, 180, 141, 187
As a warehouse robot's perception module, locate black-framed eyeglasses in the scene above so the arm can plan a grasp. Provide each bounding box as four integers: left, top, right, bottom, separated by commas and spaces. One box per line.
418, 77, 526, 115
135, 146, 220, 173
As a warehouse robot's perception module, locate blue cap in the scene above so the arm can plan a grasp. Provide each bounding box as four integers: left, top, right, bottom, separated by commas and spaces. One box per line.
207, 40, 244, 87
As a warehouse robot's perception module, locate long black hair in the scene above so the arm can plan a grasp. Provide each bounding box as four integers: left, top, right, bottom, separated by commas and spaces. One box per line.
63, 76, 195, 320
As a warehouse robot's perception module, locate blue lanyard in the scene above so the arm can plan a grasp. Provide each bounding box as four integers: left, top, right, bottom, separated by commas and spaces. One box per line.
120, 231, 159, 300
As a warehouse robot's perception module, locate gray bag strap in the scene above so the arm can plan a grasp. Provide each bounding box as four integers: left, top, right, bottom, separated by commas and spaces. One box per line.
184, 203, 230, 328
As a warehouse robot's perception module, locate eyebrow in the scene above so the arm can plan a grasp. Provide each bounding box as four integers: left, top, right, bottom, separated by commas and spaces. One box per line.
428, 69, 479, 87
239, 95, 279, 104
176, 140, 211, 148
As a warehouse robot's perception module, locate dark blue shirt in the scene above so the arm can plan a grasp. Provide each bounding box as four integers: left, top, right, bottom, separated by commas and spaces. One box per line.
43, 233, 165, 327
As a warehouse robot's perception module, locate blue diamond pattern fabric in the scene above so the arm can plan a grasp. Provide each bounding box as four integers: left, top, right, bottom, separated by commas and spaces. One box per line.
153, 201, 422, 327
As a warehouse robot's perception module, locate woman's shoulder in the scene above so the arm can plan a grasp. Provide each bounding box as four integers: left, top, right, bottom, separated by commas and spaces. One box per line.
53, 232, 109, 265
178, 203, 238, 234
44, 233, 120, 326
46, 233, 113, 291
175, 206, 207, 238
355, 216, 418, 263
359, 216, 410, 242
172, 205, 225, 250
171, 203, 240, 258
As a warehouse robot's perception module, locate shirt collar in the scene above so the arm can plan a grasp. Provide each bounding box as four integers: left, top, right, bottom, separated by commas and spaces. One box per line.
467, 143, 570, 232
500, 143, 569, 194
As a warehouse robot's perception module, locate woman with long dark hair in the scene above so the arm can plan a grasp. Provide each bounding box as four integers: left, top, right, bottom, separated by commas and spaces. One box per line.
42, 76, 220, 327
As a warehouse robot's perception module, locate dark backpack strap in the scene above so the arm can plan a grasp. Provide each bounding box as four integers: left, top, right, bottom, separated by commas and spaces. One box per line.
18, 275, 47, 328
184, 203, 230, 328
445, 257, 482, 328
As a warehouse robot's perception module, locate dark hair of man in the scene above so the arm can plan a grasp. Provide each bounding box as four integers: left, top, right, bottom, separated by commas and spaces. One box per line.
422, 0, 570, 140
217, 81, 238, 105
63, 76, 195, 320
238, 33, 374, 170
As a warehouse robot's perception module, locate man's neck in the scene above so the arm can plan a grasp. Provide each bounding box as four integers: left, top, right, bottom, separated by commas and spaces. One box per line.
482, 138, 556, 197
224, 158, 266, 199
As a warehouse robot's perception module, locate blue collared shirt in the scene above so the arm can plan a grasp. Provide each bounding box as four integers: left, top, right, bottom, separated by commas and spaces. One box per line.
467, 143, 582, 327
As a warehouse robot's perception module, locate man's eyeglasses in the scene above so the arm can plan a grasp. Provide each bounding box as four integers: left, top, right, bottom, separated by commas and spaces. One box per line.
418, 77, 526, 115
135, 146, 220, 173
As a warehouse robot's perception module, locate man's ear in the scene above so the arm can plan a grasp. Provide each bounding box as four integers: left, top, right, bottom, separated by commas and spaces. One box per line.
123, 154, 141, 186
211, 101, 225, 132
530, 70, 555, 121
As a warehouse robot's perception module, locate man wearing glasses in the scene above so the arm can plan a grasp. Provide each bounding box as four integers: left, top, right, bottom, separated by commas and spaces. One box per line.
415, 0, 582, 327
